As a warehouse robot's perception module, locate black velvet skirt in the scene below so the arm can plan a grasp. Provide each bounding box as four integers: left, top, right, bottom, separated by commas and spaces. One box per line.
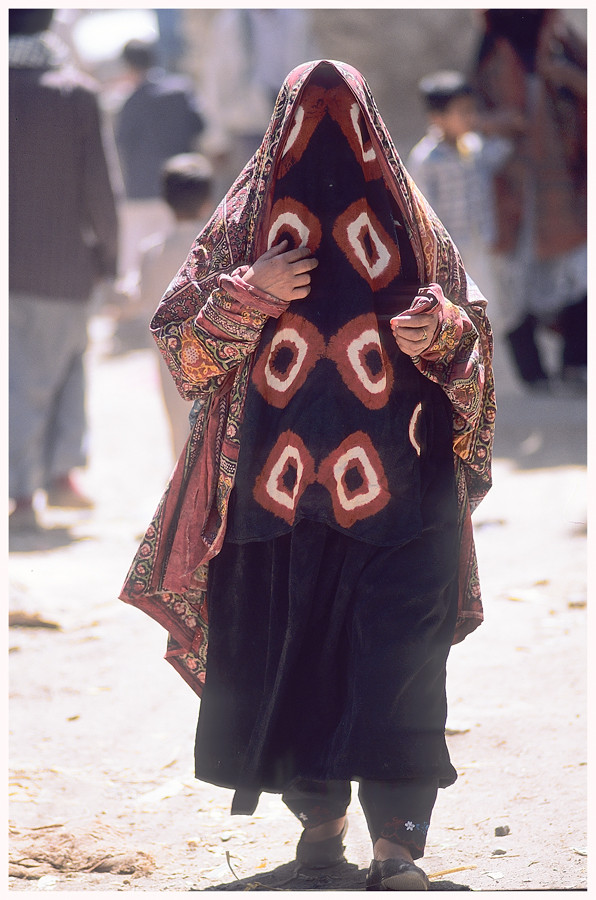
194, 496, 460, 798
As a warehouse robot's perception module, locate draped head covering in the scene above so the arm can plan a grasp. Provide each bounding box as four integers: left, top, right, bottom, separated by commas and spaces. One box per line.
227, 62, 437, 547
120, 61, 495, 696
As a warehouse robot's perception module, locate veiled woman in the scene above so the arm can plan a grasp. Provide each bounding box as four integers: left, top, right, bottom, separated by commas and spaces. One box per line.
121, 60, 495, 890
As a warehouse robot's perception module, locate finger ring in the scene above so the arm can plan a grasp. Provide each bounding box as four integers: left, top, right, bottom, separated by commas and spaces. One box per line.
422, 328, 427, 341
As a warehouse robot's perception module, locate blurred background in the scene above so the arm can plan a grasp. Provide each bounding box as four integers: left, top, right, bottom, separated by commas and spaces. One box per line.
9, 9, 588, 890
56, 5, 588, 390
54, 7, 587, 156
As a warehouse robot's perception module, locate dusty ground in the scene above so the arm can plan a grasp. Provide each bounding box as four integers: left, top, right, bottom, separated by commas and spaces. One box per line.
8, 317, 588, 892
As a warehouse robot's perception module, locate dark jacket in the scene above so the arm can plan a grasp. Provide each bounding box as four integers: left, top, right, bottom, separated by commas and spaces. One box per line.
9, 43, 119, 302
115, 71, 205, 200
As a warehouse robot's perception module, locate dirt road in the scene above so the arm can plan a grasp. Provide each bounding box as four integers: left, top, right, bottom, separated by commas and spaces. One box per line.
9, 318, 587, 892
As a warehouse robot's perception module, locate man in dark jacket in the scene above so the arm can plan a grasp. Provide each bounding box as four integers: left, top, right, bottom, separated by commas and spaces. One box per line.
115, 38, 205, 291
9, 8, 120, 532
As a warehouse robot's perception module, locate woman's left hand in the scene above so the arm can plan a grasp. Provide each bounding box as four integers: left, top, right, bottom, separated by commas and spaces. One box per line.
390, 309, 439, 357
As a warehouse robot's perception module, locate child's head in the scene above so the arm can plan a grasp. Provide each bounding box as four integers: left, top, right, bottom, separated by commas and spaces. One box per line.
121, 39, 157, 75
161, 153, 214, 221
418, 70, 477, 143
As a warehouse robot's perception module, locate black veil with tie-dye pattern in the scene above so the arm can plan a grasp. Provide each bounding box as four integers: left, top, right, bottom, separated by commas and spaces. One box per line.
225, 65, 456, 551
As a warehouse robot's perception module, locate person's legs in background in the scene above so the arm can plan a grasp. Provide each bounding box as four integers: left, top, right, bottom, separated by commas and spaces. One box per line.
492, 250, 550, 392
10, 295, 53, 530
9, 295, 93, 531
118, 197, 173, 295
43, 320, 94, 509
506, 313, 550, 389
553, 293, 587, 387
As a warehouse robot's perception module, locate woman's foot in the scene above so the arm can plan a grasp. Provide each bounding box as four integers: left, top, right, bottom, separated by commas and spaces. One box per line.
295, 816, 348, 868
366, 838, 429, 891
373, 837, 414, 863
302, 816, 346, 843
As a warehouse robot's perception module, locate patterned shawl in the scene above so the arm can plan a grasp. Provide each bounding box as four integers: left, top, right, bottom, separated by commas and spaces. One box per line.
120, 60, 496, 697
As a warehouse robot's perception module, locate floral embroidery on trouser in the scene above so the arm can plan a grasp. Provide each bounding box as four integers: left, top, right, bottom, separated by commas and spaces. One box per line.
379, 816, 430, 857
282, 777, 439, 859
282, 778, 351, 828
361, 778, 439, 859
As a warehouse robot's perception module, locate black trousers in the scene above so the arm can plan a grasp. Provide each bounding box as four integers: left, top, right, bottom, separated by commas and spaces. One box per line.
506, 314, 548, 385
507, 295, 587, 384
557, 295, 587, 369
282, 777, 439, 860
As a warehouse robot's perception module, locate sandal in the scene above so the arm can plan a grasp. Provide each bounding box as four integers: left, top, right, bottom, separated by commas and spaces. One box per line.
366, 857, 430, 891
295, 819, 348, 869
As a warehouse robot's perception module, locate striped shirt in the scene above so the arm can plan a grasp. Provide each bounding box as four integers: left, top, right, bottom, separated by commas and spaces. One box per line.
407, 129, 511, 251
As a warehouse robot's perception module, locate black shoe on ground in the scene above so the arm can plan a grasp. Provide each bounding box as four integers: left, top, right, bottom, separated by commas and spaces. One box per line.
366, 857, 430, 890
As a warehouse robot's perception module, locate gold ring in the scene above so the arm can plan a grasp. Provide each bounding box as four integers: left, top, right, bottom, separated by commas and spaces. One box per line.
422, 328, 427, 342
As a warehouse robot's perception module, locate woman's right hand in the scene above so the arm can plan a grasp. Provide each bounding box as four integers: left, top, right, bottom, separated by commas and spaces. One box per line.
242, 240, 319, 303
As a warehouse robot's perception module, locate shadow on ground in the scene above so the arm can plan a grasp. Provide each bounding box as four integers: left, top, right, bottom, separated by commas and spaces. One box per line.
197, 860, 471, 891
8, 525, 80, 554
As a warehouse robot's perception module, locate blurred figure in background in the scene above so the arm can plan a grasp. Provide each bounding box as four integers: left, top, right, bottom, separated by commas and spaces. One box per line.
200, 8, 313, 195
114, 38, 205, 294
472, 9, 587, 392
408, 70, 511, 310
9, 8, 120, 533
132, 153, 215, 460
407, 70, 514, 392
154, 9, 185, 73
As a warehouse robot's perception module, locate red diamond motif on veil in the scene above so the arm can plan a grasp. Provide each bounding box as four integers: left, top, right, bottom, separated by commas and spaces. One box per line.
277, 84, 329, 179
251, 313, 326, 409
327, 314, 394, 410
267, 198, 323, 253
317, 432, 390, 528
253, 431, 316, 524
333, 199, 401, 290
330, 99, 382, 181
